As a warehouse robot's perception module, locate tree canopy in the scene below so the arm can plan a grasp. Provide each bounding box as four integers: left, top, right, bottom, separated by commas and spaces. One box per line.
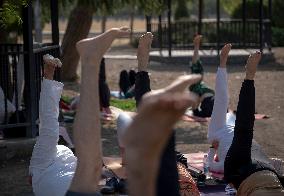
0, 0, 28, 28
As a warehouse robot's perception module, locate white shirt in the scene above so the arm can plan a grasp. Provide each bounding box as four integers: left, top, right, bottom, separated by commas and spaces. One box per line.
29, 79, 77, 196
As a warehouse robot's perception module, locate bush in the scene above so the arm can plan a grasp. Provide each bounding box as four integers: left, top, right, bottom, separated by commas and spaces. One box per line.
231, 0, 268, 19
272, 27, 284, 46
271, 0, 284, 28
174, 0, 189, 21
230, 0, 284, 28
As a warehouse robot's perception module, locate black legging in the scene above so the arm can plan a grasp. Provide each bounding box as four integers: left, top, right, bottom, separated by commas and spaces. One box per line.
224, 80, 277, 189
99, 58, 110, 108
135, 71, 180, 196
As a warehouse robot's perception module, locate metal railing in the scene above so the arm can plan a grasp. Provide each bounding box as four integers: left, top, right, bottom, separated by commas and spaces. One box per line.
151, 19, 271, 50
0, 43, 60, 137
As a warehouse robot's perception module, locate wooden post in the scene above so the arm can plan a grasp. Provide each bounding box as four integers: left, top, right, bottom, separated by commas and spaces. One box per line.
259, 0, 263, 52
168, 0, 172, 57
23, 2, 37, 137
242, 0, 246, 48
50, 0, 59, 45
198, 0, 203, 34
216, 0, 220, 55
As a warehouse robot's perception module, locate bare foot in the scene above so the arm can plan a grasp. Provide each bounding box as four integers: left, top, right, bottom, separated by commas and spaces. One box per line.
220, 44, 232, 68
43, 54, 62, 80
137, 32, 153, 72
76, 27, 130, 66
123, 74, 201, 196
193, 34, 202, 49
245, 51, 261, 80
193, 34, 202, 64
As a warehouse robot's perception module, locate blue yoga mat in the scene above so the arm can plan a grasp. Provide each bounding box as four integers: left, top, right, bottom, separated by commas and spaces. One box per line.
199, 184, 227, 196
110, 91, 125, 99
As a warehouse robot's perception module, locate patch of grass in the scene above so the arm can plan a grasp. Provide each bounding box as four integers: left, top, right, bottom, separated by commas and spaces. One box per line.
110, 98, 136, 112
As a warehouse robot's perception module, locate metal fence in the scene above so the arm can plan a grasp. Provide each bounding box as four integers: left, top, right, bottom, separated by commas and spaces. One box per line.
0, 43, 60, 137
151, 19, 271, 50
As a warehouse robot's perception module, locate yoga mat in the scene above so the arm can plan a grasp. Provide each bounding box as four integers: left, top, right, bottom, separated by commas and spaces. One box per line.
103, 154, 228, 195
182, 113, 269, 123
103, 153, 225, 181
199, 184, 227, 196
110, 91, 125, 99
184, 153, 224, 180
182, 114, 209, 122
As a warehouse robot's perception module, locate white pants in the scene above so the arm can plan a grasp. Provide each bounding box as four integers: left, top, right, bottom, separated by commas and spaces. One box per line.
207, 68, 235, 173
29, 79, 76, 196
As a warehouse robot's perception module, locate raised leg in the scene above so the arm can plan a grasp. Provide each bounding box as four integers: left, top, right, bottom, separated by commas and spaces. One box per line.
29, 54, 63, 178
208, 44, 231, 142
224, 51, 261, 189
135, 32, 180, 196
192, 34, 202, 64
98, 58, 111, 113
68, 28, 130, 194
135, 32, 153, 106
124, 74, 201, 196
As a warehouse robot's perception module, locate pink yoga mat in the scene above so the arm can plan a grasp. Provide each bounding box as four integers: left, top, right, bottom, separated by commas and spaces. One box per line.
184, 152, 224, 180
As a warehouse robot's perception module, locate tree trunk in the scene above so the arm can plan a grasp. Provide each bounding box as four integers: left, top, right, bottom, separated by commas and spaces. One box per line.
101, 15, 107, 33
61, 5, 93, 81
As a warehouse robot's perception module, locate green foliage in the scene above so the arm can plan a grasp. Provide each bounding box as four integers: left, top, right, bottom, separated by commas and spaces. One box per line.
0, 0, 28, 28
39, 0, 76, 24
231, 0, 268, 19
221, 0, 242, 15
271, 0, 284, 28
272, 27, 284, 46
110, 98, 136, 112
138, 0, 167, 15
174, 0, 189, 21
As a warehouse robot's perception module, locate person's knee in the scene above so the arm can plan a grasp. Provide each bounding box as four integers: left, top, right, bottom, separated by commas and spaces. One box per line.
117, 112, 133, 148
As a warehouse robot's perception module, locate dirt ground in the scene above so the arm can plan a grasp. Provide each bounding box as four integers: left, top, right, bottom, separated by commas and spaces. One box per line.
1, 48, 284, 195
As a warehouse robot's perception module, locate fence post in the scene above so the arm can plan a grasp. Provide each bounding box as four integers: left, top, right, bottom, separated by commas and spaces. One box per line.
167, 0, 172, 57
267, 0, 272, 51
50, 0, 59, 45
216, 0, 220, 55
259, 0, 264, 52
198, 0, 203, 35
23, 3, 38, 137
242, 0, 246, 48
158, 15, 162, 51
50, 0, 61, 81
146, 15, 152, 32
